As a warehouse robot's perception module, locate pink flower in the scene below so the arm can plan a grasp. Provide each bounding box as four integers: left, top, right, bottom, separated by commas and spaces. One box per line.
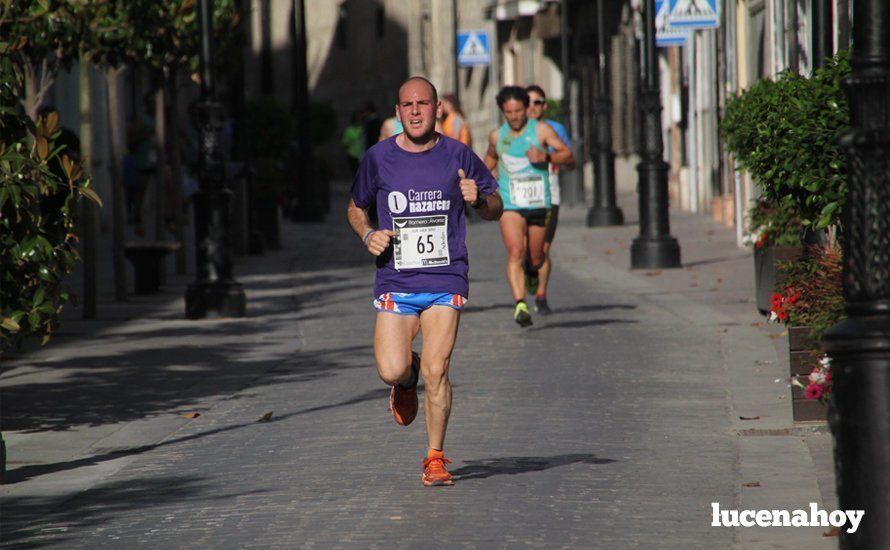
805, 384, 823, 400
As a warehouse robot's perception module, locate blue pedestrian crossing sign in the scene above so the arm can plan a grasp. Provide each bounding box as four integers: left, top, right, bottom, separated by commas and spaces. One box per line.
656, 0, 688, 47
457, 31, 491, 67
668, 0, 720, 29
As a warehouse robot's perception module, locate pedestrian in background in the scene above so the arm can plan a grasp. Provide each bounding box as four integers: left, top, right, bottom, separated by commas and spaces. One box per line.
378, 113, 403, 141
441, 93, 472, 147
523, 84, 575, 314
484, 85, 572, 327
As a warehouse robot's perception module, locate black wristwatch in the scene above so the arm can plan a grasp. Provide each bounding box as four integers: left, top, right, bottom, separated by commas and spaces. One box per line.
471, 194, 486, 208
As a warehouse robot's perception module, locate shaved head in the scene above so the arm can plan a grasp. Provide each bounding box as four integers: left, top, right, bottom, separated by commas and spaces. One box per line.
398, 76, 438, 104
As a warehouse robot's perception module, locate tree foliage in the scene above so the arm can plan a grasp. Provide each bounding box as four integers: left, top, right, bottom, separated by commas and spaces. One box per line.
1, 40, 99, 350
722, 51, 851, 231
0, 0, 89, 116
1, 0, 241, 349
82, 0, 239, 75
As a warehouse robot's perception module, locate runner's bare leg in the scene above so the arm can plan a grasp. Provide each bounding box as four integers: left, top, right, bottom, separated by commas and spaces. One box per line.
500, 211, 528, 301
374, 313, 421, 385
418, 306, 460, 450
526, 224, 547, 269
538, 242, 552, 294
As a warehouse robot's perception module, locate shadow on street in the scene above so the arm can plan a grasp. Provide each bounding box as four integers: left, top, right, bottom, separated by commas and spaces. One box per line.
451, 453, 617, 481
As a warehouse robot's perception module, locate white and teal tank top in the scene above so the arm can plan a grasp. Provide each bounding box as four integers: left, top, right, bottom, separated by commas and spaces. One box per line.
495, 118, 551, 210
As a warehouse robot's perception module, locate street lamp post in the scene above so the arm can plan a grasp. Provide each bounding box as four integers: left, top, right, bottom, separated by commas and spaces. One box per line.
822, 1, 890, 546
631, 0, 680, 269
587, 0, 624, 227
185, 0, 246, 319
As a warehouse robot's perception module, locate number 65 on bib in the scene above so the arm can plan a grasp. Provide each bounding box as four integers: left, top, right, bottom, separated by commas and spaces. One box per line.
392, 215, 451, 270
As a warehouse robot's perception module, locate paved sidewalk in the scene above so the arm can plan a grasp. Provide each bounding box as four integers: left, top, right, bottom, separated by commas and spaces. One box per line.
1, 181, 836, 548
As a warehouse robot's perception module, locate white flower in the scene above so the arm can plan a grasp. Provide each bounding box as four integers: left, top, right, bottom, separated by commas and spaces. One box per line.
819, 355, 831, 367
742, 230, 763, 247
769, 311, 778, 322
809, 369, 827, 386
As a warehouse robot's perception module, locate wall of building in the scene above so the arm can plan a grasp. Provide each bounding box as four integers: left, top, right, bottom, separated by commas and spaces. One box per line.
242, 0, 501, 166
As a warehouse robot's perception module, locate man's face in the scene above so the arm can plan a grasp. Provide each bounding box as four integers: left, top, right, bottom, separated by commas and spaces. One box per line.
501, 98, 528, 132
396, 80, 441, 139
527, 91, 546, 121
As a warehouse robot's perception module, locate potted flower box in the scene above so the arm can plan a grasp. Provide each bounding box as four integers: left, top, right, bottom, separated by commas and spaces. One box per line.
769, 244, 843, 424
788, 325, 828, 422
754, 245, 802, 315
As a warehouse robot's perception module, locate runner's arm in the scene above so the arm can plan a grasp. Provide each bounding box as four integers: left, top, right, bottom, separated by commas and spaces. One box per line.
474, 190, 503, 221
553, 124, 577, 170
538, 122, 574, 167
347, 198, 373, 239
347, 198, 393, 255
483, 129, 499, 172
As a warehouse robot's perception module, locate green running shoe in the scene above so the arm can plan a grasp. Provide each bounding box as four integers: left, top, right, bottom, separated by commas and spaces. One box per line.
514, 301, 533, 327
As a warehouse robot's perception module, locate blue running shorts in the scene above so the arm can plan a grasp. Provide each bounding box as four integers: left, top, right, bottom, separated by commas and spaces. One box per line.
374, 292, 467, 316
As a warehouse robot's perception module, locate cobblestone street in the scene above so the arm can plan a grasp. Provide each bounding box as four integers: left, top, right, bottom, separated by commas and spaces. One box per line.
1, 184, 835, 548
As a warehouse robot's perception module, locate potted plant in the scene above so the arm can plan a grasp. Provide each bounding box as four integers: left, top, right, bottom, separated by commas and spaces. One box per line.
744, 198, 802, 314
722, 51, 851, 315
768, 243, 844, 421
722, 52, 850, 231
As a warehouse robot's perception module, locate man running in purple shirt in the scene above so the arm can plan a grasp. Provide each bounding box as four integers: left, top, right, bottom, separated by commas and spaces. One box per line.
347, 76, 503, 486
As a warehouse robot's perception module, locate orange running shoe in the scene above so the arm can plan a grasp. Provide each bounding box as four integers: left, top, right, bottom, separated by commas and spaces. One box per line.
389, 352, 420, 426
422, 454, 454, 487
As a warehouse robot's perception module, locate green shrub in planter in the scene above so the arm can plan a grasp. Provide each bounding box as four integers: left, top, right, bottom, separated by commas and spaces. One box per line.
745, 197, 802, 249
722, 51, 851, 231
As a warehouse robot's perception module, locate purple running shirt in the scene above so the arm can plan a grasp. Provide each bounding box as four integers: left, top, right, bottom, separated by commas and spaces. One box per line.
351, 134, 498, 298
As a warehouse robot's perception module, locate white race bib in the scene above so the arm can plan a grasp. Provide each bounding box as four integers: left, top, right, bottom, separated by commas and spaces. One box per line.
510, 173, 546, 208
393, 215, 450, 270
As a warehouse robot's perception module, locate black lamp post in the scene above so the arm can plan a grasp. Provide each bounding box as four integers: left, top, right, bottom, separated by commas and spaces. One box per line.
822, 1, 890, 546
631, 0, 680, 269
185, 0, 246, 319
586, 0, 624, 227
